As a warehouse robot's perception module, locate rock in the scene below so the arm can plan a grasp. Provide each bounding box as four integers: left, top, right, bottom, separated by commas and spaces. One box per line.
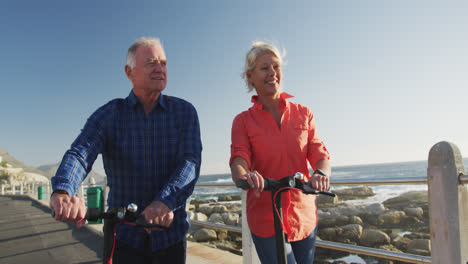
193, 228, 217, 242
332, 186, 375, 200
336, 215, 350, 226
391, 235, 411, 252
327, 204, 361, 217
378, 210, 405, 226
404, 207, 424, 219
231, 195, 242, 201
364, 203, 386, 215
222, 213, 240, 226
197, 205, 214, 216
383, 191, 427, 211
212, 205, 228, 213
186, 233, 196, 242
400, 215, 421, 225
194, 212, 208, 222
190, 198, 212, 205
318, 227, 343, 241
359, 229, 391, 247
218, 195, 232, 202
359, 203, 386, 226
208, 213, 224, 224
317, 194, 339, 205
348, 216, 363, 226
406, 239, 431, 256
340, 224, 363, 242
360, 213, 384, 226
318, 216, 337, 228
225, 204, 242, 214
186, 204, 195, 211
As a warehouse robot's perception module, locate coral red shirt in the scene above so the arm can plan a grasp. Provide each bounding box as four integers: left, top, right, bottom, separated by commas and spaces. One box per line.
230, 93, 330, 241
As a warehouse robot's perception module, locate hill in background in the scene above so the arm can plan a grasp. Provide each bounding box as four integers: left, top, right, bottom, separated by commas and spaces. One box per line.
0, 148, 44, 175
0, 148, 106, 185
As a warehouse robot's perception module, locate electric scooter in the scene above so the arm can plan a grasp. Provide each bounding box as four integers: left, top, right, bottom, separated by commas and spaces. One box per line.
52, 203, 170, 229
236, 172, 335, 264
52, 203, 170, 264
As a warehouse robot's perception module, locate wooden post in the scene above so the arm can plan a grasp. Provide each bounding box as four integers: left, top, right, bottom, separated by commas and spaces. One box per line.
428, 141, 468, 264
241, 190, 261, 264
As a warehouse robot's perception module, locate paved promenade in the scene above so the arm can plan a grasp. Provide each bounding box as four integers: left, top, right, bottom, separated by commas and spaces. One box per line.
0, 195, 242, 264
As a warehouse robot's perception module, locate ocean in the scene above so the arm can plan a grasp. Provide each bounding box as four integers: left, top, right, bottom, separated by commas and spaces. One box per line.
192, 158, 468, 205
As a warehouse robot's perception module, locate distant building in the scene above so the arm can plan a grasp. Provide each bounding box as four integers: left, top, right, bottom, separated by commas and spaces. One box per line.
0, 156, 2, 163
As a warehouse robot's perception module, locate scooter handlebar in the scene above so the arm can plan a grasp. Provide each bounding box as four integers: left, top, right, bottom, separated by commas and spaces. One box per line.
235, 177, 336, 197
51, 206, 170, 229
235, 178, 277, 191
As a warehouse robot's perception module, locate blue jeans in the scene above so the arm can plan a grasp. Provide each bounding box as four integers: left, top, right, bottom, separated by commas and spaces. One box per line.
112, 238, 186, 264
251, 227, 318, 264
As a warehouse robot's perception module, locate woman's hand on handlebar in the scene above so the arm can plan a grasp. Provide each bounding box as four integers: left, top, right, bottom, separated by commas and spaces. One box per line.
50, 193, 87, 228
310, 171, 330, 192
239, 170, 264, 195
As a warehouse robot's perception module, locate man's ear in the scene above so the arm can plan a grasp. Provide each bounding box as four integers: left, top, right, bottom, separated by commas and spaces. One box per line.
125, 65, 132, 79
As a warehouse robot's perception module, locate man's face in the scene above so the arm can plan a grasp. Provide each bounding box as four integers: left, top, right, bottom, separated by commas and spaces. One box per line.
127, 44, 167, 94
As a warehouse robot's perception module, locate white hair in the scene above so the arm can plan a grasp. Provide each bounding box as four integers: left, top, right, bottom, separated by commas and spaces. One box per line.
126, 37, 164, 68
242, 41, 286, 92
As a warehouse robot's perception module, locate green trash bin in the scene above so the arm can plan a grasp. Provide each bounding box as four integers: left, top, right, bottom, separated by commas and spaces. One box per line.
86, 186, 104, 224
37, 186, 44, 200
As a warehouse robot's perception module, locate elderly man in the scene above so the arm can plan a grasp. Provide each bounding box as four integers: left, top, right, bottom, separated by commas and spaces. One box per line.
50, 37, 202, 264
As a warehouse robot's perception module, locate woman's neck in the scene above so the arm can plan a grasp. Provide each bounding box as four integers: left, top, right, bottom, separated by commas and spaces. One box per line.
258, 93, 281, 112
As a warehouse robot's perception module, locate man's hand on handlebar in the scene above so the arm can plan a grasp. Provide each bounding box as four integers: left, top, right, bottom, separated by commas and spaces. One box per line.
141, 201, 174, 233
50, 192, 87, 228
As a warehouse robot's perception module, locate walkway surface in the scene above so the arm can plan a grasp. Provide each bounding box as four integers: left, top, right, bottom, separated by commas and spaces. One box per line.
0, 195, 242, 264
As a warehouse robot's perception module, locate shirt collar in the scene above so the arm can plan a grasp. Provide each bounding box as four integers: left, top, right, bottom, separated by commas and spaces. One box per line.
127, 90, 168, 111
251, 92, 294, 110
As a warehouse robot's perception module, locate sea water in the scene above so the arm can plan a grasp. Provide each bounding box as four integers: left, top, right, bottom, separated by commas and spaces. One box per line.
193, 158, 468, 204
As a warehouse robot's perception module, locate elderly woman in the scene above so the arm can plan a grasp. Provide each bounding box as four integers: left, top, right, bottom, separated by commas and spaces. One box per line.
229, 41, 331, 264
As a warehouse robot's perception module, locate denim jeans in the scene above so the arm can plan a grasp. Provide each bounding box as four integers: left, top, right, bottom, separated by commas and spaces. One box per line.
112, 238, 186, 264
251, 227, 318, 264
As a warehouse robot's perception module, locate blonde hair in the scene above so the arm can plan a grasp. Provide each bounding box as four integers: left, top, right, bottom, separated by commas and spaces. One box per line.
126, 37, 164, 68
242, 41, 286, 92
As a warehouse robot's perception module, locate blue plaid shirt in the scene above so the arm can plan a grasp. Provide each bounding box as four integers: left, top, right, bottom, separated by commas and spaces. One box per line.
52, 91, 202, 251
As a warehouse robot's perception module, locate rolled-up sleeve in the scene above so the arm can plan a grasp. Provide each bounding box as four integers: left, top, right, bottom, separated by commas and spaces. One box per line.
155, 104, 202, 211
51, 105, 108, 196
229, 114, 252, 169
306, 108, 330, 168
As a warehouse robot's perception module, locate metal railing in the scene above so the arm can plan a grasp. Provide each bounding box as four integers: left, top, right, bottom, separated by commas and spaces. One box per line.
2, 141, 467, 263
193, 181, 432, 264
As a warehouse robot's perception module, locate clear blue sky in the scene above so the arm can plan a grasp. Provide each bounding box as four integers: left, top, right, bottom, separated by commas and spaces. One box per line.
0, 1, 467, 175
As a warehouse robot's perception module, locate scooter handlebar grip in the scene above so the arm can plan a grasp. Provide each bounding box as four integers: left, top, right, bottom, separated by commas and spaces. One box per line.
85, 208, 101, 222
235, 179, 251, 190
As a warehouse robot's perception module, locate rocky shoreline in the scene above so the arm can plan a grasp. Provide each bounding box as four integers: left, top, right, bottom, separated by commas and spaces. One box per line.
186, 187, 430, 264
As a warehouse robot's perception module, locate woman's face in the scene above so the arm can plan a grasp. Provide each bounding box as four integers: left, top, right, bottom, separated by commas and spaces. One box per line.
247, 52, 282, 97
